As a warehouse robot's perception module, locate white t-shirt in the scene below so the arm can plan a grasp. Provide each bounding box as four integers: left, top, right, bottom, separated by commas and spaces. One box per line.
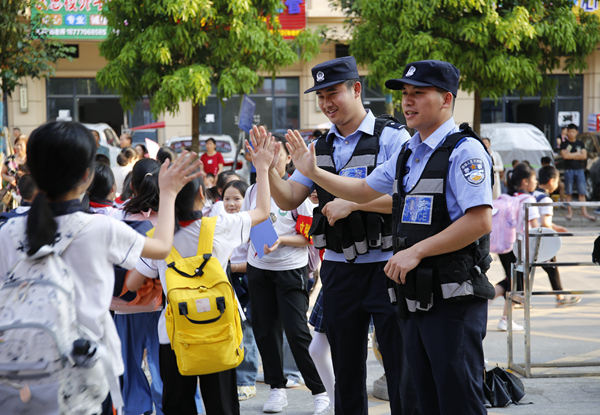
515, 193, 541, 233
242, 184, 313, 271
532, 189, 553, 218
0, 213, 145, 376
111, 164, 133, 196
135, 211, 252, 344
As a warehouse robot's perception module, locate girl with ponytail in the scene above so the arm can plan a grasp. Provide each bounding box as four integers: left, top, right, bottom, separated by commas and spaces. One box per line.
0, 121, 201, 413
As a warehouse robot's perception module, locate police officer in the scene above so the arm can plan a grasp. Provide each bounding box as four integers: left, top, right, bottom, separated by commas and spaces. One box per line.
264, 56, 417, 415
285, 60, 494, 415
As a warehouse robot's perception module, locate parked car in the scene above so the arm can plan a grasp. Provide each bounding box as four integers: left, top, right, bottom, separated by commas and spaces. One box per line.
82, 123, 120, 167
480, 123, 554, 169
165, 134, 250, 183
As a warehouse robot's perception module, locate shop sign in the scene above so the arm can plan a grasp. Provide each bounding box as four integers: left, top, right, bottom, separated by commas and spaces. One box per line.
34, 0, 108, 40
573, 0, 600, 15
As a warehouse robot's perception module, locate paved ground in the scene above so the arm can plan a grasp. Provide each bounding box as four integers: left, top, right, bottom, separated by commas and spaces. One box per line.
237, 224, 600, 414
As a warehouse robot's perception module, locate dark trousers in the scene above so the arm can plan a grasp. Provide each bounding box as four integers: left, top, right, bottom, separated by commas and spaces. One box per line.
320, 260, 419, 415
159, 344, 239, 415
247, 264, 325, 394
541, 256, 562, 291
403, 297, 488, 415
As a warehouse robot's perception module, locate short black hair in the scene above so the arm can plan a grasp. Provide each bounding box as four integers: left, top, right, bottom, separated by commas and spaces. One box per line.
17, 174, 37, 201
95, 153, 110, 165
540, 156, 552, 166
344, 79, 360, 90
567, 123, 578, 131
538, 165, 558, 185
206, 137, 216, 145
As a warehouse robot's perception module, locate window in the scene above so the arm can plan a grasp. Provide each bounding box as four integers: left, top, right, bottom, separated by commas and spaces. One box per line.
198, 77, 300, 137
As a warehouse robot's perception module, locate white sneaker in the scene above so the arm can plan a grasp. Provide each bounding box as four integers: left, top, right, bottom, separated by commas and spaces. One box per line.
313, 392, 330, 415
263, 388, 287, 413
497, 316, 524, 331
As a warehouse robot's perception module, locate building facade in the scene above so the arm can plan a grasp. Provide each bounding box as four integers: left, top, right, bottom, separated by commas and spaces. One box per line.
4, 1, 600, 148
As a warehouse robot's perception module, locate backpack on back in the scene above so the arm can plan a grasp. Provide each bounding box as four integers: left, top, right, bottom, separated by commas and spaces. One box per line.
164, 215, 244, 376
490, 193, 533, 254
0, 212, 114, 414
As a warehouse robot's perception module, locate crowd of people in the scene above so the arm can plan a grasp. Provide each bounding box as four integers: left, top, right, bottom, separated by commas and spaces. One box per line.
0, 55, 590, 415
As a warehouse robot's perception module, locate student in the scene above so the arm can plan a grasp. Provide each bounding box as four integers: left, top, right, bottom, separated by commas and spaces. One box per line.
125, 130, 275, 415
262, 57, 414, 415
87, 162, 119, 217
112, 147, 137, 196
120, 132, 133, 148
279, 60, 495, 414
0, 121, 201, 413
494, 164, 540, 331
200, 138, 224, 177
534, 165, 581, 307
223, 180, 259, 401
242, 130, 329, 414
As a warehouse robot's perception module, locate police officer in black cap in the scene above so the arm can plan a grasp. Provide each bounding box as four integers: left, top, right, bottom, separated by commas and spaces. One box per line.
266, 56, 418, 414
283, 59, 495, 415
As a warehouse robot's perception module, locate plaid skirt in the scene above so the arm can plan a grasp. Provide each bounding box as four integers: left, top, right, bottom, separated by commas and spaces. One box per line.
308, 288, 325, 333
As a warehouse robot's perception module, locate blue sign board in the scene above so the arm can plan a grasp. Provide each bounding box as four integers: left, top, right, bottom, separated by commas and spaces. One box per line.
238, 95, 256, 133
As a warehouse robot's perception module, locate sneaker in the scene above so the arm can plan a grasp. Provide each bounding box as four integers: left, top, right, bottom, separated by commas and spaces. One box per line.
286, 378, 302, 388
315, 403, 334, 415
263, 388, 287, 413
313, 392, 330, 415
238, 385, 257, 401
557, 296, 582, 307
497, 316, 524, 331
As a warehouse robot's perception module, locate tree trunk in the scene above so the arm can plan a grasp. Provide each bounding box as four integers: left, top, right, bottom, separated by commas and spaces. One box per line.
473, 89, 481, 136
191, 102, 200, 154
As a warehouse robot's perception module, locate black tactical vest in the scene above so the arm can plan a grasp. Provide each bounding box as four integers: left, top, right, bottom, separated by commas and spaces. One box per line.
309, 115, 403, 262
391, 123, 495, 314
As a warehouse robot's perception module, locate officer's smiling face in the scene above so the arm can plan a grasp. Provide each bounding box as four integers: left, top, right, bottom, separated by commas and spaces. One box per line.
401, 84, 452, 140
316, 82, 361, 128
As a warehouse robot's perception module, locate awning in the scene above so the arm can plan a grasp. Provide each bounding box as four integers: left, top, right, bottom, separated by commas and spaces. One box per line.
130, 121, 166, 131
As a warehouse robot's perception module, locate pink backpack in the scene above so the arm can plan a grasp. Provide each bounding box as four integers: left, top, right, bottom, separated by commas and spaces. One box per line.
490, 193, 534, 254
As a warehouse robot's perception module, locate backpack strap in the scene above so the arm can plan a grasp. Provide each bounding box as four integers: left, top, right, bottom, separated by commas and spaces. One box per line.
197, 216, 217, 256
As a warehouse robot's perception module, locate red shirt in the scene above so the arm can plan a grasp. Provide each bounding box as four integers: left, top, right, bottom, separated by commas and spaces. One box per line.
200, 152, 224, 176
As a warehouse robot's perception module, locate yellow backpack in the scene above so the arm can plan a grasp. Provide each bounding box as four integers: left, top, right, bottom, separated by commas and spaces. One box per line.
164, 216, 244, 375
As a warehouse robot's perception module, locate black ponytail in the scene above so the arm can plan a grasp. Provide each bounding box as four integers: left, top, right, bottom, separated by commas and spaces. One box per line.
26, 121, 95, 255
123, 159, 161, 215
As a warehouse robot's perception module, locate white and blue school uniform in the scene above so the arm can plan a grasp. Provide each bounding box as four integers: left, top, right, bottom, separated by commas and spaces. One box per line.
289, 110, 416, 414
366, 117, 494, 415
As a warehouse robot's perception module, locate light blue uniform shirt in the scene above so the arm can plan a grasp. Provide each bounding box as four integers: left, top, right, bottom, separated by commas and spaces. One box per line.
290, 110, 411, 263
366, 117, 493, 222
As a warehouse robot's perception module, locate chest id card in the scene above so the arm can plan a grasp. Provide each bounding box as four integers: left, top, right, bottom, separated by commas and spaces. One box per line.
402, 195, 433, 225
340, 166, 368, 179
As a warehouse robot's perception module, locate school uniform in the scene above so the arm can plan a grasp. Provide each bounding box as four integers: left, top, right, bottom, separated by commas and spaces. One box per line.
135, 211, 252, 415
0, 201, 145, 414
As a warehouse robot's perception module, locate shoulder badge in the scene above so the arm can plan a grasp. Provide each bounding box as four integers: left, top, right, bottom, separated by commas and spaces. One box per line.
460, 158, 485, 186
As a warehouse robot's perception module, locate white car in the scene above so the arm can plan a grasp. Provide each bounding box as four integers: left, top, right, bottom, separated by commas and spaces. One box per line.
82, 123, 121, 167
165, 134, 250, 183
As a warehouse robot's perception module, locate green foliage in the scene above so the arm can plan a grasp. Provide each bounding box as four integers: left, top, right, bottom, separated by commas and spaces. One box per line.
97, 0, 321, 117
337, 0, 600, 122
0, 0, 74, 96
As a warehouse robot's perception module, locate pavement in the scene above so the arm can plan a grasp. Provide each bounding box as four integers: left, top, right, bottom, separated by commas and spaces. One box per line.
237, 224, 600, 414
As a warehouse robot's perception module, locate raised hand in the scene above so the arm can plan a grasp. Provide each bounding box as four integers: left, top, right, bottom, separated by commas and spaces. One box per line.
248, 127, 277, 172
158, 151, 203, 196
249, 125, 280, 170
285, 129, 317, 178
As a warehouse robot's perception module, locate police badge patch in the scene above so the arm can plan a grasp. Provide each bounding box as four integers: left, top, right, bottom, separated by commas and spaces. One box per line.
460, 158, 485, 186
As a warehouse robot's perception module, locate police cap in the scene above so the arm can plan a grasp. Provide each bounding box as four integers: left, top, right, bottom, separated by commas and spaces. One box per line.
385, 60, 460, 97
304, 56, 360, 94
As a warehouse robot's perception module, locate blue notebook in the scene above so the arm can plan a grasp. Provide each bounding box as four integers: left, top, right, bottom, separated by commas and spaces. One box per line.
250, 218, 278, 259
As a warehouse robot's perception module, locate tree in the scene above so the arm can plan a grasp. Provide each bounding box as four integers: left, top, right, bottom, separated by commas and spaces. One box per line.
97, 0, 321, 152
335, 0, 600, 134
0, 0, 73, 97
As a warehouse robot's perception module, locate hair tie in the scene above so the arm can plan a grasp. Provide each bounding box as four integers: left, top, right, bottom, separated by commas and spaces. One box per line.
145, 173, 152, 177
